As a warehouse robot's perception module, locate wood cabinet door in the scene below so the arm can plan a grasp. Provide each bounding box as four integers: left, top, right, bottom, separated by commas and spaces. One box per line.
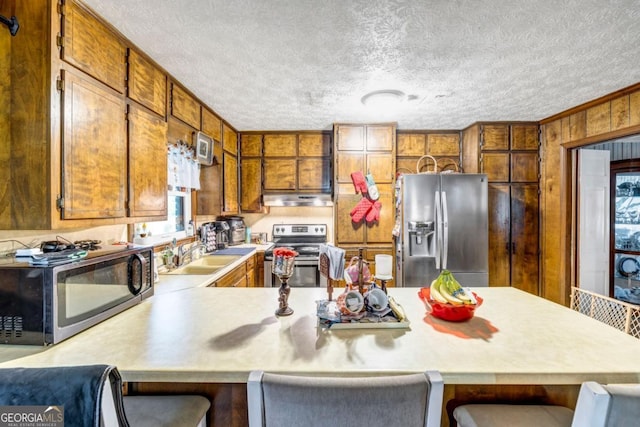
263, 159, 296, 190
511, 124, 539, 150
170, 83, 200, 129
240, 157, 262, 212
241, 134, 262, 157
335, 194, 365, 244
298, 133, 330, 156
367, 153, 395, 183
223, 152, 238, 214
488, 184, 511, 286
481, 152, 510, 182
264, 134, 297, 157
223, 124, 238, 155
127, 49, 166, 116
61, 69, 126, 219
397, 134, 426, 156
62, 0, 126, 93
336, 152, 364, 183
216, 263, 246, 287
510, 184, 539, 294
336, 125, 364, 151
427, 133, 460, 156
510, 152, 539, 182
364, 188, 394, 244
366, 125, 394, 151
481, 125, 509, 150
298, 158, 330, 191
127, 103, 168, 217
202, 108, 222, 157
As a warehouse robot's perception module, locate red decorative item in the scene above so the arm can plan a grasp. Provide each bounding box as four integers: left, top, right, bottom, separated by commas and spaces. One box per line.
350, 171, 368, 194
365, 201, 382, 223
273, 248, 298, 258
350, 197, 373, 223
418, 287, 483, 322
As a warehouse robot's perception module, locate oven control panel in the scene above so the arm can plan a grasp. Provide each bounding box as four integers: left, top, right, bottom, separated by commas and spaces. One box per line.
272, 224, 327, 238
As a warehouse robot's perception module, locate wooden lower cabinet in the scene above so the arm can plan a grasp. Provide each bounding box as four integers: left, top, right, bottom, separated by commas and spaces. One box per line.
246, 254, 256, 287
256, 252, 265, 287
212, 262, 247, 288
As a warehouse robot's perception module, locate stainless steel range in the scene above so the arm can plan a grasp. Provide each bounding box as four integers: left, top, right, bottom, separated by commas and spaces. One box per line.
264, 224, 328, 288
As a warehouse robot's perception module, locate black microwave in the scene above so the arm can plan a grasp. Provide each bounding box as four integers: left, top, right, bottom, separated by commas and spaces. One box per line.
0, 245, 154, 345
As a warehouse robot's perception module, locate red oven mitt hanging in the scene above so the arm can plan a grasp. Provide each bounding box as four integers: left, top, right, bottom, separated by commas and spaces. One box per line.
351, 171, 368, 194
366, 200, 382, 223
350, 197, 373, 223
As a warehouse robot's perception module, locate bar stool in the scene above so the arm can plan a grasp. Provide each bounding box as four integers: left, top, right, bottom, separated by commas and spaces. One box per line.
453, 381, 640, 427
123, 395, 210, 427
247, 370, 444, 427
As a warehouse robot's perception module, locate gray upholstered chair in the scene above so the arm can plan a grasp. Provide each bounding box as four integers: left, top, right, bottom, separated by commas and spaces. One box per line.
0, 365, 209, 427
453, 381, 640, 427
247, 370, 444, 427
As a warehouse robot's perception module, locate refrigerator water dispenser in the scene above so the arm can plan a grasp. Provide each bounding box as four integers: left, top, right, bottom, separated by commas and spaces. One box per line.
408, 221, 435, 257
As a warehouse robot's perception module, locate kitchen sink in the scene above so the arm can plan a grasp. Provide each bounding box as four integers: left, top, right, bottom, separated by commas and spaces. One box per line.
160, 254, 242, 275
190, 255, 242, 266
163, 265, 224, 275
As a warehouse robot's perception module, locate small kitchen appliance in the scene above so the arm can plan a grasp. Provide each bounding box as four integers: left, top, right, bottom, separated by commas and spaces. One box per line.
0, 244, 154, 345
217, 216, 246, 246
213, 221, 230, 249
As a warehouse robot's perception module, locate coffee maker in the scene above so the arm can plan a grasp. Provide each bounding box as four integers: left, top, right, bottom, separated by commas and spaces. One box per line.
213, 221, 230, 249
217, 216, 246, 246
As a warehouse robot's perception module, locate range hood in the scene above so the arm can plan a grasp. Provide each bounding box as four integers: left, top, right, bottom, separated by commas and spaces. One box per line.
263, 193, 333, 207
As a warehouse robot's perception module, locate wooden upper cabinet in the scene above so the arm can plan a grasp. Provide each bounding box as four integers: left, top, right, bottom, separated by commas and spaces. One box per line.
298, 133, 330, 156
427, 133, 460, 156
241, 134, 263, 157
481, 152, 510, 182
263, 159, 296, 190
170, 83, 200, 129
223, 123, 238, 155
298, 158, 330, 191
61, 68, 126, 219
366, 125, 394, 151
264, 134, 297, 157
61, 0, 126, 93
481, 125, 509, 150
127, 103, 168, 218
510, 152, 539, 182
202, 108, 222, 141
336, 152, 365, 183
364, 187, 394, 244
367, 153, 395, 183
397, 134, 426, 156
222, 152, 239, 214
240, 157, 262, 212
511, 124, 539, 150
337, 125, 365, 151
127, 49, 166, 116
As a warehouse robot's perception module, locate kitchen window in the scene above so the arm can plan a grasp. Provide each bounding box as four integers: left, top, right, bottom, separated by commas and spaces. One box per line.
133, 187, 192, 245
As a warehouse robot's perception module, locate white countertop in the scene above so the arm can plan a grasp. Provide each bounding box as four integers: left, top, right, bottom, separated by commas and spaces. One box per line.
154, 243, 273, 295
2, 286, 640, 386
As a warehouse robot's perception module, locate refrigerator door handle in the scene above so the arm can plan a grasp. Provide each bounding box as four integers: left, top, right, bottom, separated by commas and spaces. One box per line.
442, 191, 449, 270
435, 191, 442, 269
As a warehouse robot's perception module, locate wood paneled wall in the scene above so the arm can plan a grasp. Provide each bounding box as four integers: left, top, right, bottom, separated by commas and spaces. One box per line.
540, 84, 640, 305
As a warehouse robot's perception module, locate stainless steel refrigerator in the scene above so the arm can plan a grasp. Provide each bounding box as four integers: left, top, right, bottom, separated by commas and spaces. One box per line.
396, 173, 489, 287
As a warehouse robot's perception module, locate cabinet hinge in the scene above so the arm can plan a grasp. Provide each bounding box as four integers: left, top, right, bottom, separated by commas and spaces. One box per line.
56, 77, 65, 92
57, 1, 65, 16
56, 195, 65, 210
56, 34, 64, 47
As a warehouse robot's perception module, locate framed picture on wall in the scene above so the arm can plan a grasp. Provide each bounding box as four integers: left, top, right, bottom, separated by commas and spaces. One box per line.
194, 131, 215, 165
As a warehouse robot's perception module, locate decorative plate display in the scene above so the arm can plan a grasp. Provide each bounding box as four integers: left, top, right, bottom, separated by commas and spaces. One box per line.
418, 287, 483, 322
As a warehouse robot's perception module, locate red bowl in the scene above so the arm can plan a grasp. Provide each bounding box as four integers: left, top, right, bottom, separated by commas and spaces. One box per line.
418, 288, 483, 322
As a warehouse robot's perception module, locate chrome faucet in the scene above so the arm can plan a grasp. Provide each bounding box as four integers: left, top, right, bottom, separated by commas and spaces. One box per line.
176, 242, 205, 266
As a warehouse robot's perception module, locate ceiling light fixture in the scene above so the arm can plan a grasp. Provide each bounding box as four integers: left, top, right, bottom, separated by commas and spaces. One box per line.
361, 89, 406, 108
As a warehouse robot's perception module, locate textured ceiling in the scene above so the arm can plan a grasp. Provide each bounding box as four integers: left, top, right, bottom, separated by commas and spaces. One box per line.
81, 0, 640, 131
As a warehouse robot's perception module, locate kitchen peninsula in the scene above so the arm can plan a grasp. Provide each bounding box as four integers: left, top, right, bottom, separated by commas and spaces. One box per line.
1, 286, 640, 426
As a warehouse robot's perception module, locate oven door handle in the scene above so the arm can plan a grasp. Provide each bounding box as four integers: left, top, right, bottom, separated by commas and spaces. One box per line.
287, 259, 319, 266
